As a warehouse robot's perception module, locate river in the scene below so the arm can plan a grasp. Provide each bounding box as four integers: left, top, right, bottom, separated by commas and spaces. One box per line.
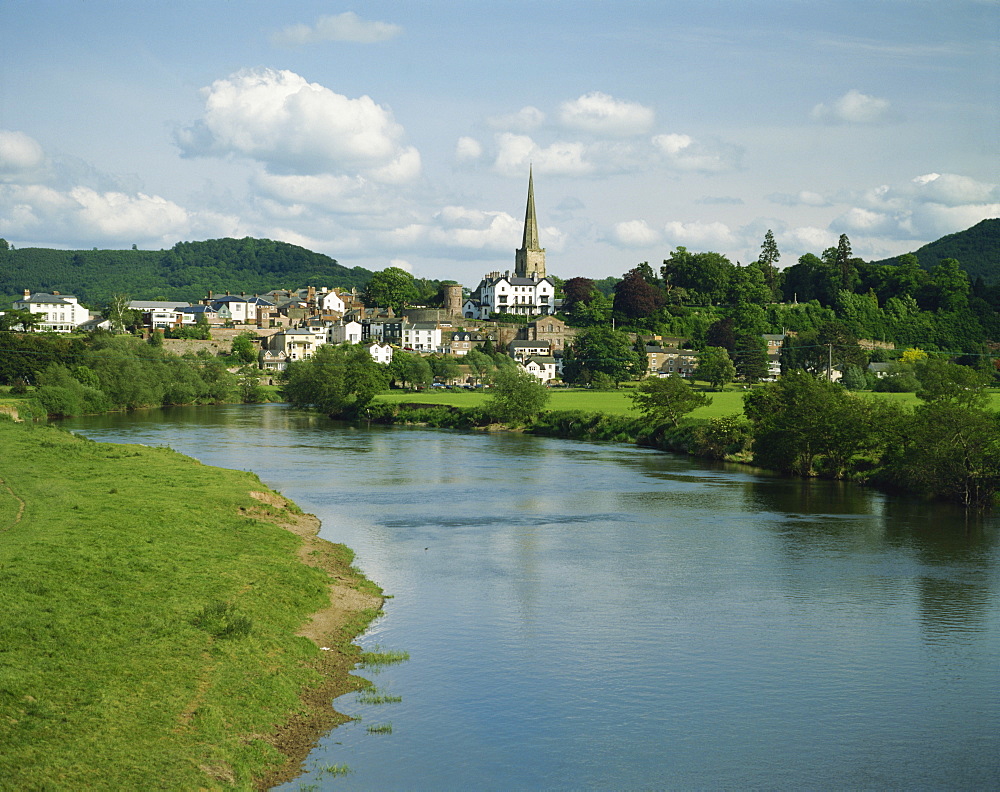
62, 404, 1000, 790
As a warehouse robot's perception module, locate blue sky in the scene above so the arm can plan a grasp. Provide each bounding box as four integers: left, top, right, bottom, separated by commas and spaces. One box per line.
1, 1, 997, 286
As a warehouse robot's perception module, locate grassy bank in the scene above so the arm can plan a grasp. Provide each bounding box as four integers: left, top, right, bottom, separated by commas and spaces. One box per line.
0, 417, 383, 790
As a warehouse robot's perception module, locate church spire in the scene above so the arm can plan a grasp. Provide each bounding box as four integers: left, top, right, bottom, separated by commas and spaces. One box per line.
515, 166, 546, 278
521, 166, 540, 250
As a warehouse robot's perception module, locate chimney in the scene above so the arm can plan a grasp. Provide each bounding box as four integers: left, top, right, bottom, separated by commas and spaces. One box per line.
226, 290, 230, 296
53, 291, 60, 295
23, 289, 30, 299
240, 291, 245, 298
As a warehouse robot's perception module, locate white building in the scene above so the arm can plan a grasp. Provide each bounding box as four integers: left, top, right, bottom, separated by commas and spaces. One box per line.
129, 300, 191, 329
465, 272, 555, 320
365, 341, 394, 365
12, 291, 91, 332
402, 321, 443, 352
328, 320, 363, 345
521, 355, 558, 383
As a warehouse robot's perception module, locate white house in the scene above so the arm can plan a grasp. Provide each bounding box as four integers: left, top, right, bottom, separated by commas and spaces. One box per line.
12, 291, 91, 332
401, 321, 443, 352
365, 341, 393, 365
521, 355, 558, 383
268, 327, 327, 363
129, 300, 191, 329
509, 339, 551, 361
317, 288, 346, 313
328, 320, 363, 345
465, 272, 555, 320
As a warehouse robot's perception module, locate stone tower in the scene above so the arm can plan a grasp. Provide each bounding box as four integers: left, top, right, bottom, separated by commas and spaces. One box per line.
514, 167, 546, 279
443, 283, 463, 315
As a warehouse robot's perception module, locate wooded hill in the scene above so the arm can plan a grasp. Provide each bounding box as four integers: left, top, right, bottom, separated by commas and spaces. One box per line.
871, 218, 1000, 286
0, 237, 373, 305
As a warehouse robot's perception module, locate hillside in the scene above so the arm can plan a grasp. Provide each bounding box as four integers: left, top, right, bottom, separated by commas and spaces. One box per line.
870, 218, 1000, 285
0, 237, 373, 306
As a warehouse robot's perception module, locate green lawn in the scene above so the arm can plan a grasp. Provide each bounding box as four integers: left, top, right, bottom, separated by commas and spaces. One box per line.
0, 418, 380, 789
376, 383, 1000, 419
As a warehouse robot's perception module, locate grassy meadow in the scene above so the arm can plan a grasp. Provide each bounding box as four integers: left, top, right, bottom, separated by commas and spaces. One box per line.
376, 383, 1000, 418
0, 417, 381, 790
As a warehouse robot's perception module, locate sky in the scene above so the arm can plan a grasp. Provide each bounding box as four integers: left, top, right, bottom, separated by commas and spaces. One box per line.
1, 1, 997, 287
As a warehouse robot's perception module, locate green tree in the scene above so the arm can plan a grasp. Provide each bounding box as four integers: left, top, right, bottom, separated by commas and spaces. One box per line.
563, 326, 645, 385
486, 366, 550, 423
914, 357, 989, 408
753, 229, 781, 299
733, 334, 769, 384
364, 267, 419, 313
628, 375, 711, 427
282, 343, 388, 416
230, 332, 257, 364
695, 346, 736, 390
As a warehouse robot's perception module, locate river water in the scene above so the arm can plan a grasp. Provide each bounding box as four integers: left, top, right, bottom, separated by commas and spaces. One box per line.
62, 404, 1000, 790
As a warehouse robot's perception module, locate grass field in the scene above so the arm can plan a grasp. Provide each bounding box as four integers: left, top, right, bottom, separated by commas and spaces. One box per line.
0, 418, 381, 789
376, 383, 1000, 418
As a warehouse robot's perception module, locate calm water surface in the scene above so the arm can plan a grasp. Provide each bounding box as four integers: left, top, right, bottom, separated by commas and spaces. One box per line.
63, 404, 1000, 790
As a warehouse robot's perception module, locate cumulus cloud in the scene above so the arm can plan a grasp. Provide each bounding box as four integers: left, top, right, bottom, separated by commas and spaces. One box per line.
493, 133, 593, 176
652, 133, 742, 173
175, 68, 420, 182
559, 92, 654, 136
661, 220, 738, 250
0, 183, 198, 245
487, 106, 545, 131
810, 89, 891, 124
455, 136, 483, 162
272, 12, 402, 46
836, 172, 1000, 240
0, 130, 46, 178
613, 219, 661, 247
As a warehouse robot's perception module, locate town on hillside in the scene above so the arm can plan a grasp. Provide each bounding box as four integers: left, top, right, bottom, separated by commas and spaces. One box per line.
3, 171, 731, 387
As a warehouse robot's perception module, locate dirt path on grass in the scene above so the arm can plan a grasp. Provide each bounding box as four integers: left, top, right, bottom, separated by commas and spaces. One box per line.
0, 475, 26, 531
246, 490, 384, 791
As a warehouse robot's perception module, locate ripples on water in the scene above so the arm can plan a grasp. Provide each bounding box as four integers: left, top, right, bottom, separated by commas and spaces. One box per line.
62, 405, 1000, 791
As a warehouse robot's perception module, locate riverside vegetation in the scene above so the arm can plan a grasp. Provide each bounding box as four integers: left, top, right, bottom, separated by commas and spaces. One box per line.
0, 417, 386, 790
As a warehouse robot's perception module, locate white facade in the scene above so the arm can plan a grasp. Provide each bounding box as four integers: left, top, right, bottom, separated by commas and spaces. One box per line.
521, 355, 557, 383
12, 292, 91, 332
328, 320, 363, 344
402, 321, 443, 352
365, 342, 394, 365
318, 289, 346, 313
465, 272, 555, 320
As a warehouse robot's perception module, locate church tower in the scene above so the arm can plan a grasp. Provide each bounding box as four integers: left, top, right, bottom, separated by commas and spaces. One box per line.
515, 167, 546, 279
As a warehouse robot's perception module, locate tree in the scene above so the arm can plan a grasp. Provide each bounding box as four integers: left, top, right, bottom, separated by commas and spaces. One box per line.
563, 326, 645, 385
914, 357, 989, 408
613, 267, 665, 320
282, 343, 388, 416
364, 267, 419, 313
562, 277, 598, 313
733, 334, 769, 384
628, 375, 711, 427
661, 248, 734, 305
754, 229, 781, 299
695, 346, 736, 390
106, 294, 135, 335
230, 332, 257, 364
486, 366, 550, 423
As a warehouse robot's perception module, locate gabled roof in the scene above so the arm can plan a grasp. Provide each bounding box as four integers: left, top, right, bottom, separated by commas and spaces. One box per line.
20, 293, 72, 304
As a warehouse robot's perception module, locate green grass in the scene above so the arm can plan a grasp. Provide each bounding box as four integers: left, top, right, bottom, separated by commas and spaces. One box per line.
376, 383, 1000, 420
0, 418, 380, 790
366, 723, 393, 734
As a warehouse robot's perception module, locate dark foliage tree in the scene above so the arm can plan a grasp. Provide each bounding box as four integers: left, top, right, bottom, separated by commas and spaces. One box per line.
613, 267, 665, 320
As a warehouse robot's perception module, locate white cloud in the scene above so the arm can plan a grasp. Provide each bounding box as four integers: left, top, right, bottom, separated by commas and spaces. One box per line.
493, 133, 593, 176
487, 106, 545, 132
662, 220, 738, 249
389, 258, 412, 272
652, 133, 742, 173
455, 136, 483, 162
253, 172, 366, 208
272, 12, 402, 46
175, 68, 420, 183
0, 183, 197, 245
0, 130, 45, 178
810, 89, 891, 124
612, 219, 660, 247
782, 227, 839, 258
559, 92, 654, 136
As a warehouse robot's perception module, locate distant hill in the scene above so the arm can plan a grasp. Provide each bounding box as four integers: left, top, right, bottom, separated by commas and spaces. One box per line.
870, 218, 1000, 285
0, 237, 374, 306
